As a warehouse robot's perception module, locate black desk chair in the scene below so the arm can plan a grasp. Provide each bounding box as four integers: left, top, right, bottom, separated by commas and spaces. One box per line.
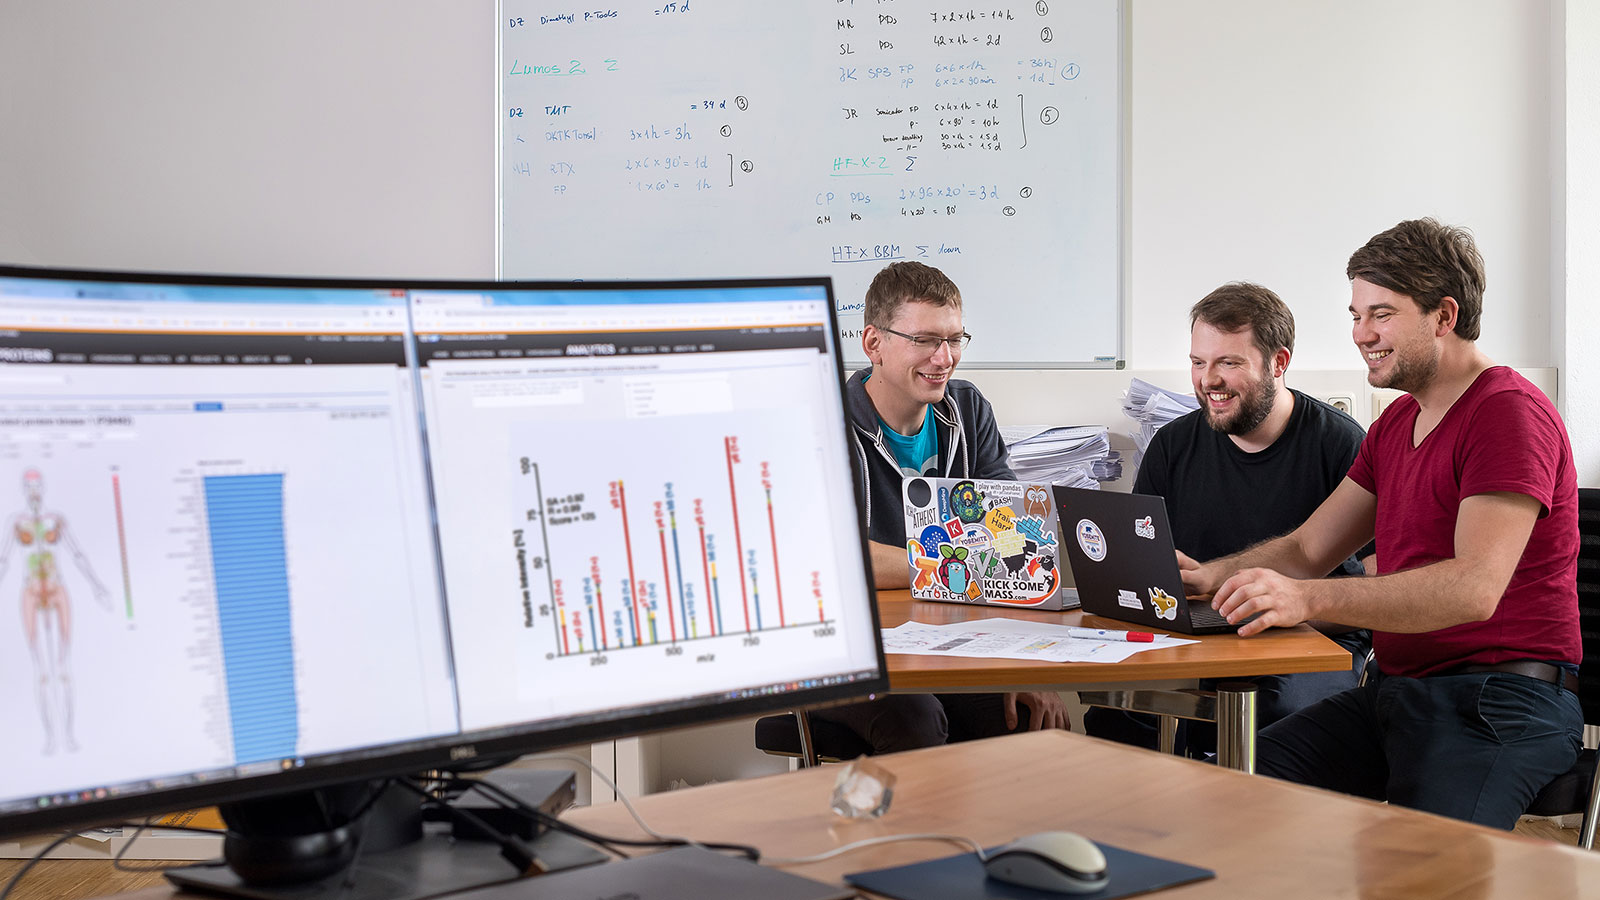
1523, 487, 1600, 849
753, 711, 872, 767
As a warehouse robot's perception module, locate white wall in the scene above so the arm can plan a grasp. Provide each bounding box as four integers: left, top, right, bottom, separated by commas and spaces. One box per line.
1126, 0, 1551, 373
1, 4, 1575, 431
0, 2, 493, 278
1560, 1, 1600, 484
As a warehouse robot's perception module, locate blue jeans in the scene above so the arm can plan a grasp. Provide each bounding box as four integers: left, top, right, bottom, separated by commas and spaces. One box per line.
1257, 669, 1583, 828
1083, 630, 1371, 757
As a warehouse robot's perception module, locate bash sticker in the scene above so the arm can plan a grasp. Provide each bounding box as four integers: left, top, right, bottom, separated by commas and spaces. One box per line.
950, 480, 986, 523
1117, 589, 1142, 610
1134, 516, 1155, 540
1149, 586, 1178, 621
1075, 519, 1107, 562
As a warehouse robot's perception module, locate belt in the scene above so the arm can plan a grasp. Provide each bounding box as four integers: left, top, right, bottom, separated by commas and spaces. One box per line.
1454, 660, 1579, 694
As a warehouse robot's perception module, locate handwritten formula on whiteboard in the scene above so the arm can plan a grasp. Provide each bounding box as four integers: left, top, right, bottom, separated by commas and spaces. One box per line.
500, 1, 1121, 366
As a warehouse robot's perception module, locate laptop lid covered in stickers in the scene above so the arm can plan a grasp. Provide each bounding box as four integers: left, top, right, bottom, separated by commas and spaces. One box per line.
1053, 486, 1239, 635
901, 477, 1079, 610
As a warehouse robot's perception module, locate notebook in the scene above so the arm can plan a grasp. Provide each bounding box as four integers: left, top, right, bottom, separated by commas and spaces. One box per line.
1053, 486, 1239, 634
901, 476, 1079, 610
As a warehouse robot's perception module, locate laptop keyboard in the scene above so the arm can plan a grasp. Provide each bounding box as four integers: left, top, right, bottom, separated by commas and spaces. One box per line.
1186, 601, 1233, 629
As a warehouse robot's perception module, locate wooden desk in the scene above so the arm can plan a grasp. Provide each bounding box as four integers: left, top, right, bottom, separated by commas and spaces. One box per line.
877, 590, 1352, 691
572, 730, 1600, 899
874, 590, 1354, 770
23, 732, 1600, 899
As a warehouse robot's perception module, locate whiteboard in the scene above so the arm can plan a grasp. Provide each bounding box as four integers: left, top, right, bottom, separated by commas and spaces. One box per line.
499, 1, 1121, 367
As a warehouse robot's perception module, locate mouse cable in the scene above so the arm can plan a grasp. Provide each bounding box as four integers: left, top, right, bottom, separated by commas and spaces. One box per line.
761, 833, 988, 867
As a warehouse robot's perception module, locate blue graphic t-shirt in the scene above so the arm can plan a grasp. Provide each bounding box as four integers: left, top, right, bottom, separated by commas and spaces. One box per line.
879, 410, 940, 476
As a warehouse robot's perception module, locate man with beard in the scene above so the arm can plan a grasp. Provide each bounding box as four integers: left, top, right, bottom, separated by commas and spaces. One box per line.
1084, 282, 1371, 756
1184, 219, 1581, 828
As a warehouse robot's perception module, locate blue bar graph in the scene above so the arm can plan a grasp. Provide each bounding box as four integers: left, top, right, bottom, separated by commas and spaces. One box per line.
204, 474, 298, 765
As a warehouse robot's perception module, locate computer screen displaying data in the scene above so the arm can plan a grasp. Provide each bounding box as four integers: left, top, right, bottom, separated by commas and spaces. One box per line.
0, 274, 456, 817
0, 270, 881, 836
410, 284, 880, 734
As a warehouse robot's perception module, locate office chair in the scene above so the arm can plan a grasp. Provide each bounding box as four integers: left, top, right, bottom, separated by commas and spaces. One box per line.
1522, 487, 1600, 849
753, 711, 872, 767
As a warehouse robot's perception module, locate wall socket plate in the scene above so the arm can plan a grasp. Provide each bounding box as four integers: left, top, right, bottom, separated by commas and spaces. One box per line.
1323, 394, 1355, 416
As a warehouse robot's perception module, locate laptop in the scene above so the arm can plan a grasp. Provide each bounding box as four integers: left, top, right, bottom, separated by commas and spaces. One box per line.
1053, 486, 1239, 634
901, 476, 1079, 610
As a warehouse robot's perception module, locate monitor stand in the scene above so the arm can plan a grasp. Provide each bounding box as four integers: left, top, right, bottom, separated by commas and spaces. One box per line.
166, 779, 607, 900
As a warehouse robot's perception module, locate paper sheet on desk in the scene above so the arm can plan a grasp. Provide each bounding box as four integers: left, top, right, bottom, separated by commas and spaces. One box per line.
882, 618, 1197, 664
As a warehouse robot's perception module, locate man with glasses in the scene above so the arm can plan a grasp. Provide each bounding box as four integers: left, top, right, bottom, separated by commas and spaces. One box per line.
813, 261, 1071, 752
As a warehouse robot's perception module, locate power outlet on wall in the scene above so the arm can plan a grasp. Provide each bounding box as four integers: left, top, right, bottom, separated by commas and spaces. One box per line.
1323, 394, 1355, 416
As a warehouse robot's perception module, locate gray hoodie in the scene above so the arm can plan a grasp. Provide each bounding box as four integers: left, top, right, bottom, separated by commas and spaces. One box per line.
844, 368, 1015, 547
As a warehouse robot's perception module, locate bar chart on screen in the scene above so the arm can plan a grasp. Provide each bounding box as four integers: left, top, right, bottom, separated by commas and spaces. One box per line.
508, 408, 839, 665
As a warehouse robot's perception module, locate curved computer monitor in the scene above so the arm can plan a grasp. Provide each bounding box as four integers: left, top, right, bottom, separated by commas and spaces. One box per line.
0, 266, 884, 840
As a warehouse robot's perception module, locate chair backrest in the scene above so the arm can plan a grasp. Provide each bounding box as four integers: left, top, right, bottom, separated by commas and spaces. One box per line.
1576, 487, 1600, 726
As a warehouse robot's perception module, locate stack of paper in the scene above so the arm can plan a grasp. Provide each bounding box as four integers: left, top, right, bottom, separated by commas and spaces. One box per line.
1122, 378, 1199, 466
1000, 424, 1123, 488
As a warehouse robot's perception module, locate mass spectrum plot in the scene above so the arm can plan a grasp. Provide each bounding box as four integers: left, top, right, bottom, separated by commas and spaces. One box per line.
507, 410, 840, 661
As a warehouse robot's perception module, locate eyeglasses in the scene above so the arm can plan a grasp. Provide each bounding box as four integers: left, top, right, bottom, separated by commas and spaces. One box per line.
879, 327, 972, 354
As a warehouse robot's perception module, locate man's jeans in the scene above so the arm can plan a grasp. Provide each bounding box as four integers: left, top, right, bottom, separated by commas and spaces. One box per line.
1257, 669, 1583, 828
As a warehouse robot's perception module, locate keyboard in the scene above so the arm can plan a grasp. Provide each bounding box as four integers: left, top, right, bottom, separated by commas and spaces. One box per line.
1186, 601, 1233, 629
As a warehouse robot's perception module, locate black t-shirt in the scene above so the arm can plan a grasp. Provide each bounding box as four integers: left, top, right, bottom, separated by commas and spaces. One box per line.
1133, 389, 1369, 575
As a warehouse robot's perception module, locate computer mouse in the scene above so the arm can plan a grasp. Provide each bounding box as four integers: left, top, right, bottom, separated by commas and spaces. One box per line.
983, 830, 1109, 895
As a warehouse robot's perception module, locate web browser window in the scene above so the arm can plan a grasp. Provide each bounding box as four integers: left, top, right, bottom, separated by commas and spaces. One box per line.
0, 277, 454, 813
410, 284, 879, 733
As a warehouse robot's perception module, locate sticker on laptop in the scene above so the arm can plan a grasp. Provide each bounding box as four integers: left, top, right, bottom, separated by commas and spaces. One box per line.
951, 523, 993, 552
1024, 485, 1052, 518
950, 480, 985, 523
1076, 518, 1107, 562
1117, 589, 1142, 610
984, 505, 1016, 535
1149, 586, 1179, 621
1134, 516, 1155, 540
918, 524, 950, 558
907, 540, 940, 591
1016, 515, 1056, 547
936, 545, 973, 594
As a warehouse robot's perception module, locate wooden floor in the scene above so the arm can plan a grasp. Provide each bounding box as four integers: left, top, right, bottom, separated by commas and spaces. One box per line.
1515, 816, 1582, 846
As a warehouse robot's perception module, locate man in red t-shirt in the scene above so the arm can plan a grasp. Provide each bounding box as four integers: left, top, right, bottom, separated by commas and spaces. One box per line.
1181, 218, 1582, 828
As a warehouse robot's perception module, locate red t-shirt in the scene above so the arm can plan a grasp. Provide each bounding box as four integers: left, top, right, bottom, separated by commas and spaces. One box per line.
1346, 366, 1580, 677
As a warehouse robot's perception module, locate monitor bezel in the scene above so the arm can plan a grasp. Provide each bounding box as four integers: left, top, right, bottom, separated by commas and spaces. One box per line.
0, 264, 888, 840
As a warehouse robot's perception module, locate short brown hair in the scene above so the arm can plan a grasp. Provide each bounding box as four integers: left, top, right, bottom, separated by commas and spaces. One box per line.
1189, 282, 1295, 363
864, 262, 962, 329
1346, 218, 1484, 341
